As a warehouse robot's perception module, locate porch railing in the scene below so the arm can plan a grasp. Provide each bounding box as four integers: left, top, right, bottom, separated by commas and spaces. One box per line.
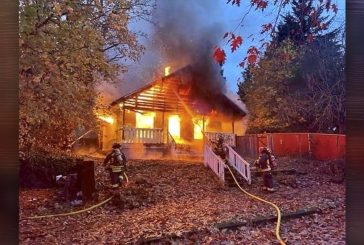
122, 127, 163, 144
204, 144, 225, 182
167, 132, 177, 155
204, 131, 236, 147
225, 144, 251, 184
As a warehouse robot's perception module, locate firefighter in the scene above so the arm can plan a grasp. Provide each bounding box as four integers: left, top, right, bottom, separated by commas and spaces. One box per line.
103, 143, 127, 188
212, 135, 227, 161
254, 147, 276, 192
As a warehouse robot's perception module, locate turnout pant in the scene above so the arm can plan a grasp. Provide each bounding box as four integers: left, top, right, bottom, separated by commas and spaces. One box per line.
110, 171, 124, 187
263, 171, 273, 189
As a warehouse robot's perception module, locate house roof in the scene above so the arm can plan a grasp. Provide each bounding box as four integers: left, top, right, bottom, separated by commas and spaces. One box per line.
110, 66, 246, 117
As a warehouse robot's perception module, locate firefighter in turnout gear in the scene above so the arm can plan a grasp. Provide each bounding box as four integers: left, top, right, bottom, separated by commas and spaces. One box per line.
212, 135, 227, 161
254, 147, 276, 192
104, 143, 127, 188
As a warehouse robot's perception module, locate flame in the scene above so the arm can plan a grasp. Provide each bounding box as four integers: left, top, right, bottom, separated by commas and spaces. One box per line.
168, 115, 180, 139
193, 118, 209, 139
164, 66, 171, 76
193, 118, 204, 139
97, 114, 114, 124
136, 112, 155, 128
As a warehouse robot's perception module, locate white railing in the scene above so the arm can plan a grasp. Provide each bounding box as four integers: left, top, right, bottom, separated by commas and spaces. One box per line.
204, 144, 225, 182
167, 132, 177, 155
205, 132, 236, 147
225, 144, 251, 184
122, 127, 163, 144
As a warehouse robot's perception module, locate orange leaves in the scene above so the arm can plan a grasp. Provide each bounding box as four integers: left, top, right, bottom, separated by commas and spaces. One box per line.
247, 46, 259, 65
213, 33, 244, 65
251, 0, 268, 10
231, 36, 243, 52
238, 46, 260, 68
261, 23, 273, 34
247, 55, 257, 65
223, 33, 243, 53
213, 47, 226, 65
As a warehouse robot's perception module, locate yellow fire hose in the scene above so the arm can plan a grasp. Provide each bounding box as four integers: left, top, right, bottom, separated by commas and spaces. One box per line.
24, 166, 285, 243
225, 164, 287, 245
23, 173, 129, 220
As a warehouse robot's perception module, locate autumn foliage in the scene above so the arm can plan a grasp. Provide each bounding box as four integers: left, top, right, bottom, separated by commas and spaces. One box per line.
236, 0, 345, 133
213, 0, 340, 67
19, 0, 153, 154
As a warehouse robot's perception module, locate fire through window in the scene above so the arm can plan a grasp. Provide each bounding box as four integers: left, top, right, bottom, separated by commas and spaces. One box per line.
136, 112, 155, 128
168, 115, 180, 139
193, 118, 204, 139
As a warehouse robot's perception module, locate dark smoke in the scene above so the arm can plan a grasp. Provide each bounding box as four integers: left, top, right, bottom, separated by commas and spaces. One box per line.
151, 1, 227, 94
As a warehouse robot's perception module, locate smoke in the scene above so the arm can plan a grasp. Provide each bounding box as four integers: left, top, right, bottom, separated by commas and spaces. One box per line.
98, 1, 229, 106
150, 1, 227, 94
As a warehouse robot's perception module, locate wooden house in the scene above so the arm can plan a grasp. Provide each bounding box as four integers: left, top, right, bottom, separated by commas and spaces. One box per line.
99, 65, 248, 157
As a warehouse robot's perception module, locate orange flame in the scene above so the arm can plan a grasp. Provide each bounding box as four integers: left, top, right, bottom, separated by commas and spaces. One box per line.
193, 118, 209, 139
168, 115, 180, 139
97, 114, 114, 124
136, 112, 155, 128
164, 66, 171, 76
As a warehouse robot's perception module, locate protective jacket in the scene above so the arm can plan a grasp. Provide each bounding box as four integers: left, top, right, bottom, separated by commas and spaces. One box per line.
104, 148, 127, 173
255, 152, 271, 172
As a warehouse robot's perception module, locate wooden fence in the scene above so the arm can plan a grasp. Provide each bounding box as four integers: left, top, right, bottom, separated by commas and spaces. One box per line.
236, 133, 345, 161
204, 132, 236, 147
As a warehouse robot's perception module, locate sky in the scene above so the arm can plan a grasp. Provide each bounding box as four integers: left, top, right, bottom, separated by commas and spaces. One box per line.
123, 0, 345, 95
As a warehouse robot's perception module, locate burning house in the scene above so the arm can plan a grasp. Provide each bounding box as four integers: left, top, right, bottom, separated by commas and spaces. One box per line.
95, 1, 250, 157
99, 65, 248, 157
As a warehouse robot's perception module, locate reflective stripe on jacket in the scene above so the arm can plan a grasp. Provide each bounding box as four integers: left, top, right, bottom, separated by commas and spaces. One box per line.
110, 165, 123, 172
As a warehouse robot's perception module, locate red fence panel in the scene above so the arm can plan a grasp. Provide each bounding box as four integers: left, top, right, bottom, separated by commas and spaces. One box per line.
271, 133, 310, 157
310, 134, 346, 161
236, 133, 345, 161
235, 134, 258, 158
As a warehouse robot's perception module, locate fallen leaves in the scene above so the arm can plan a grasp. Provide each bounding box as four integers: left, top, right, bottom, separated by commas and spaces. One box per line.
19, 157, 345, 244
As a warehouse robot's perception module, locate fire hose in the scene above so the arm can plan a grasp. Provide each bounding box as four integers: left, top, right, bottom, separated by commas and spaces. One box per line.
172, 89, 286, 243
225, 164, 287, 245
22, 173, 129, 220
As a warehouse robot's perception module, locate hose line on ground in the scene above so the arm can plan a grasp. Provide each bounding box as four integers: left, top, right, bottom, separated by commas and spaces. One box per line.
23, 195, 114, 220
225, 164, 286, 245
23, 173, 130, 220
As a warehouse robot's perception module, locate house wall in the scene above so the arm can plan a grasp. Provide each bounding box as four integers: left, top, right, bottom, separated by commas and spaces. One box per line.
101, 107, 247, 150
233, 117, 248, 136
101, 122, 118, 151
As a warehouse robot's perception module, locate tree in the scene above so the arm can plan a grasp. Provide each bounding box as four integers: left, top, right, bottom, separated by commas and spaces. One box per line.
237, 40, 299, 133
274, 0, 345, 133
290, 33, 345, 133
274, 0, 335, 46
236, 1, 345, 133
19, 0, 154, 154
214, 0, 340, 67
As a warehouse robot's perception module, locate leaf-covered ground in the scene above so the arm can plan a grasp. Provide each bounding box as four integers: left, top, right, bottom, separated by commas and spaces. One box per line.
19, 157, 345, 244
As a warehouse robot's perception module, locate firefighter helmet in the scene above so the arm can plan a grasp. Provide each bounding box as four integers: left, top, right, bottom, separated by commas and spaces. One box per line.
112, 143, 121, 149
